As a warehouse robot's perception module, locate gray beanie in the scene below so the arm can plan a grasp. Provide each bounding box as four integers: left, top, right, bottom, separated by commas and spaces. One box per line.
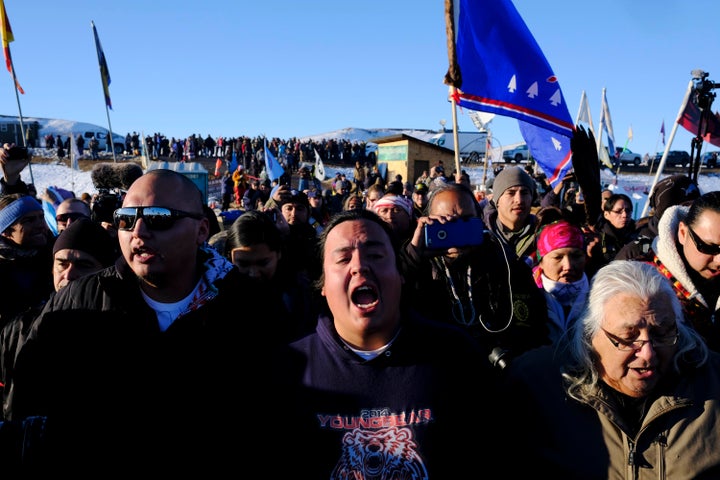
491, 167, 535, 199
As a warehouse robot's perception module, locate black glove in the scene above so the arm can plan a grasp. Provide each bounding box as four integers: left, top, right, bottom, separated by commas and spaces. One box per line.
571, 125, 602, 226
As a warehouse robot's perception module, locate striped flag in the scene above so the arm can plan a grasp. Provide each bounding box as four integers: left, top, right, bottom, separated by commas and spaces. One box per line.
599, 88, 616, 154
91, 21, 112, 109
0, 0, 23, 94
444, 0, 573, 187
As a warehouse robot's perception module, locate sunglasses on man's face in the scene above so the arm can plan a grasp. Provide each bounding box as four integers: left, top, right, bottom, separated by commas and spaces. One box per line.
686, 225, 720, 256
113, 206, 204, 231
56, 212, 88, 223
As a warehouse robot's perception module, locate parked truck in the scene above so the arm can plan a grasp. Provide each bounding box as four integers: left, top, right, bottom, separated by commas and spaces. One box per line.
0, 114, 125, 154
613, 147, 643, 167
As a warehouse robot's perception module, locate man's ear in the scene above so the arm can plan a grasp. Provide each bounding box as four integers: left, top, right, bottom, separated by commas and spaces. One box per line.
197, 217, 210, 245
678, 221, 689, 246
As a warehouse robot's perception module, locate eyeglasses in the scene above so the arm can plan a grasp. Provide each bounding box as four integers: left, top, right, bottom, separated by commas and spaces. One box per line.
610, 207, 632, 215
113, 206, 204, 231
686, 225, 720, 256
601, 327, 678, 352
56, 212, 89, 223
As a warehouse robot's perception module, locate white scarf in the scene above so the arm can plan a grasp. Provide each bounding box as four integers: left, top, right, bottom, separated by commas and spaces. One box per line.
541, 274, 589, 307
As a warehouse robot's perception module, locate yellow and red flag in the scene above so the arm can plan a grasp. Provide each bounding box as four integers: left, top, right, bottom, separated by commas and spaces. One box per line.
0, 0, 23, 94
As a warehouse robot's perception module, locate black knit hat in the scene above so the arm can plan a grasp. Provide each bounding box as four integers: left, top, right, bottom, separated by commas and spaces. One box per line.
650, 174, 701, 218
52, 217, 118, 267
279, 190, 310, 210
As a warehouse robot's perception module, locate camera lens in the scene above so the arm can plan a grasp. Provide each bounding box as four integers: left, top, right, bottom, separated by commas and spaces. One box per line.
488, 347, 510, 370
437, 230, 447, 240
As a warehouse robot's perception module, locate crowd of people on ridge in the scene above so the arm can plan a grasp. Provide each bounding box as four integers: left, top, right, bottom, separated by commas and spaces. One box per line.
42, 131, 377, 176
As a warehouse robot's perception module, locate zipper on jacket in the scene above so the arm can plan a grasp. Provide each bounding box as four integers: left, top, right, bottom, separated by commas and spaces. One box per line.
655, 433, 667, 478
628, 438, 636, 466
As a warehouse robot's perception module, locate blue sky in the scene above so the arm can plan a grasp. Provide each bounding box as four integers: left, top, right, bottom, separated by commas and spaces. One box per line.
2, 0, 720, 158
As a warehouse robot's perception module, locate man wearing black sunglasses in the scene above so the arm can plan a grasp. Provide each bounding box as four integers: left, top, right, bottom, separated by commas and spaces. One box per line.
8, 169, 287, 475
635, 191, 720, 352
54, 197, 91, 233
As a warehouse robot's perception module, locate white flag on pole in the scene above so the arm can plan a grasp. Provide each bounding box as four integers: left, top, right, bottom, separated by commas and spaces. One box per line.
314, 148, 326, 181
140, 131, 149, 170
575, 90, 594, 134
70, 133, 80, 171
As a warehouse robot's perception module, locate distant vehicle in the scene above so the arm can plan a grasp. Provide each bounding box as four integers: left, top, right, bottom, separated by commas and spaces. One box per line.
81, 130, 125, 155
702, 151, 719, 168
427, 131, 488, 163
503, 144, 531, 163
0, 114, 126, 155
613, 147, 643, 167
653, 150, 691, 167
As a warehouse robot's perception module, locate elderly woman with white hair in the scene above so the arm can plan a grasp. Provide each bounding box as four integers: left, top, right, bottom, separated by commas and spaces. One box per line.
498, 260, 720, 478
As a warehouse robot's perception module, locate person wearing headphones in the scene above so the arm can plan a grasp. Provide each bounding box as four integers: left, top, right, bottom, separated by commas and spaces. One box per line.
399, 181, 550, 370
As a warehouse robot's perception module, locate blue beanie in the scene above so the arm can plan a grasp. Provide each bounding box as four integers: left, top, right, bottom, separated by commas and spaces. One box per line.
0, 196, 42, 233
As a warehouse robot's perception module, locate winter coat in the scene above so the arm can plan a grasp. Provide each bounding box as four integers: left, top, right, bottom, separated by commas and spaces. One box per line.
0, 236, 54, 330
7, 245, 289, 475
399, 232, 550, 363
598, 218, 639, 263
615, 215, 659, 260
499, 344, 720, 479
539, 273, 589, 344
646, 205, 720, 352
482, 201, 539, 265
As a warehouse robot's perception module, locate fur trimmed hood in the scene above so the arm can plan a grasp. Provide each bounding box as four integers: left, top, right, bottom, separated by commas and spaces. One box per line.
653, 204, 710, 308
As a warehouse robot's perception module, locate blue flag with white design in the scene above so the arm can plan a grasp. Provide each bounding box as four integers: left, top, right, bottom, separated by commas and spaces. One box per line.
444, 0, 573, 186
264, 138, 285, 182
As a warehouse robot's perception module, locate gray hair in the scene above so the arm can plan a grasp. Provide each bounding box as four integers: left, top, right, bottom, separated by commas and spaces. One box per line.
562, 260, 708, 403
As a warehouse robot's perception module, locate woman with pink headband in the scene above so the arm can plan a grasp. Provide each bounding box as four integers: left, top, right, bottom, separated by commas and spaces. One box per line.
533, 215, 589, 344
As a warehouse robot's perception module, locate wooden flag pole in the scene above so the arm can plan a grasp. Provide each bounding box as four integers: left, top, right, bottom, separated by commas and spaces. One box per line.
450, 87, 461, 177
